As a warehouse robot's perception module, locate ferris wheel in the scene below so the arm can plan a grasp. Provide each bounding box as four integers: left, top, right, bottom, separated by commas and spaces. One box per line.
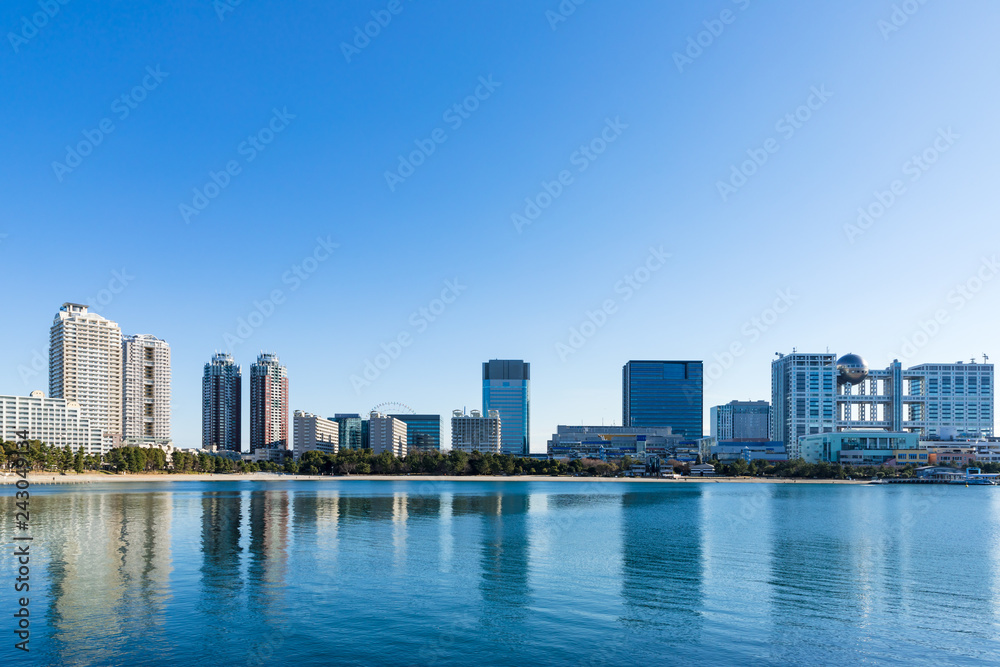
371, 401, 415, 415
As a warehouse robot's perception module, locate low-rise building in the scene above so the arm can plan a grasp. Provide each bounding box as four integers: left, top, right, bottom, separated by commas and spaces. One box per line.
245, 448, 292, 464
451, 409, 501, 454
547, 425, 685, 461
711, 441, 787, 463
293, 410, 339, 459
0, 390, 103, 455
798, 431, 919, 464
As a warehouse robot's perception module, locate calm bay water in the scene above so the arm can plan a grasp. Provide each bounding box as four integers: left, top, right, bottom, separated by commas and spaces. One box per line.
2, 480, 1000, 666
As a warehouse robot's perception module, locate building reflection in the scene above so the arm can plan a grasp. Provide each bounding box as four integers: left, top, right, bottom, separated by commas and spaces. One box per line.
43, 492, 173, 665
471, 492, 531, 642
619, 487, 704, 638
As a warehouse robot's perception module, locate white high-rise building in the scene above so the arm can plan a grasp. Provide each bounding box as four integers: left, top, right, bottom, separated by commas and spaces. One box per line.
49, 303, 123, 452
771, 353, 837, 455
293, 410, 339, 458
122, 334, 171, 445
773, 351, 995, 457
451, 409, 501, 454
369, 411, 407, 457
0, 391, 103, 455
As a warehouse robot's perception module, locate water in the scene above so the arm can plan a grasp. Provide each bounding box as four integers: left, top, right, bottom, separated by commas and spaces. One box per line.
2, 480, 999, 666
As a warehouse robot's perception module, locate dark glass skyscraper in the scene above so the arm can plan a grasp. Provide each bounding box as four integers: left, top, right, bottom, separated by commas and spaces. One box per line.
622, 360, 703, 438
389, 414, 441, 453
483, 359, 530, 456
202, 353, 242, 452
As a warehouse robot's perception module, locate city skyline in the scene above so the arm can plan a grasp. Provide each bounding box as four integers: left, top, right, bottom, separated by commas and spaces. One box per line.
13, 299, 1000, 453
4, 2, 999, 451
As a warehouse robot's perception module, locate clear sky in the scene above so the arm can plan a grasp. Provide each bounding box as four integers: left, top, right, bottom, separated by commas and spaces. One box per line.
4, 0, 999, 451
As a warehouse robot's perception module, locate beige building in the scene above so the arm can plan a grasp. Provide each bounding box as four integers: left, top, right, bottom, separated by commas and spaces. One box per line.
369, 411, 407, 457
49, 303, 122, 451
451, 409, 501, 454
122, 334, 171, 445
293, 410, 339, 459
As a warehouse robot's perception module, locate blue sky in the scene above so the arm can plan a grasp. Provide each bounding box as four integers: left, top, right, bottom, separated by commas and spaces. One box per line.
3, 0, 999, 451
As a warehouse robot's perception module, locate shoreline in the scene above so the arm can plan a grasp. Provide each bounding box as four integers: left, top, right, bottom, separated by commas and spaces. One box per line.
2, 472, 870, 485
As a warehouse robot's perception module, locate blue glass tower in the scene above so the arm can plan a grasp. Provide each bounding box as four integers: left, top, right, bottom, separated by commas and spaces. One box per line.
622, 360, 703, 438
483, 359, 530, 456
389, 414, 441, 453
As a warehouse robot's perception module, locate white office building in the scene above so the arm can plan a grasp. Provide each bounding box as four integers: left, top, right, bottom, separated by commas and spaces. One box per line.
369, 411, 407, 457
710, 400, 770, 441
451, 409, 501, 455
773, 351, 994, 455
293, 410, 339, 459
122, 334, 171, 446
49, 303, 123, 452
0, 391, 103, 455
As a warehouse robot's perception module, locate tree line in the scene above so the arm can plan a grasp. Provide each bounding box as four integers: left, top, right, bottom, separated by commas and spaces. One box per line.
5, 439, 1000, 478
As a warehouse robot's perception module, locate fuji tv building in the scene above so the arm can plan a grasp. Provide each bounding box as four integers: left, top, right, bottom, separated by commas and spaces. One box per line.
772, 352, 994, 458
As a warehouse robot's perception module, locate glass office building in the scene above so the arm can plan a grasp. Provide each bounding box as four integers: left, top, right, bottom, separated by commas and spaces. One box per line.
622, 360, 703, 438
332, 413, 364, 450
483, 359, 530, 456
389, 414, 441, 453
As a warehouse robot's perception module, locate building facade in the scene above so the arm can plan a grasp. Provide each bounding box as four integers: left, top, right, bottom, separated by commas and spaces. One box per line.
710, 400, 770, 441
49, 303, 123, 451
483, 359, 530, 456
369, 412, 407, 457
622, 360, 703, 438
332, 413, 364, 450
770, 352, 837, 450
797, 431, 919, 464
250, 353, 288, 452
389, 413, 441, 453
0, 391, 103, 455
451, 409, 501, 455
772, 351, 994, 450
202, 353, 242, 452
122, 334, 171, 446
293, 410, 339, 458
547, 424, 686, 461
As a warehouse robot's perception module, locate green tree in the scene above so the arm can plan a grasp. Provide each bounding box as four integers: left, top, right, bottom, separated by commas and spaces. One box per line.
74, 446, 85, 473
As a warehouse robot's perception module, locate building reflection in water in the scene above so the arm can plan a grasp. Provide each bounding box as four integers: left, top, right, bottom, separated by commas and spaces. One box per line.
619, 487, 704, 639
44, 492, 173, 665
467, 491, 531, 644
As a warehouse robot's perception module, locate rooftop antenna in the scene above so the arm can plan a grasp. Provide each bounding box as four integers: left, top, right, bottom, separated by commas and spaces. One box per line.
984, 354, 990, 363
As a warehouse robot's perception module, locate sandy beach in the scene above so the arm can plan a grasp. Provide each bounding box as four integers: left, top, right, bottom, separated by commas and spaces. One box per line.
2, 472, 869, 485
